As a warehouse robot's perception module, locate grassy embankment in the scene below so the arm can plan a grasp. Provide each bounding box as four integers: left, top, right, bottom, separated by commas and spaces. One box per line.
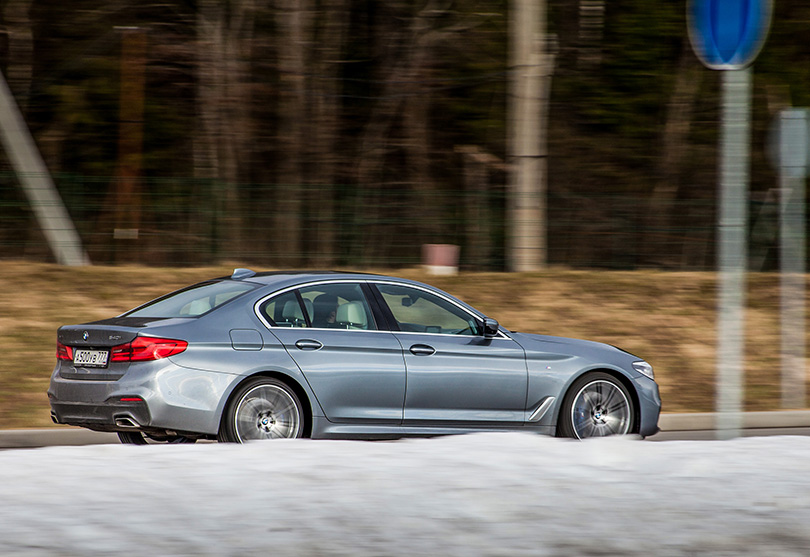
0, 261, 799, 429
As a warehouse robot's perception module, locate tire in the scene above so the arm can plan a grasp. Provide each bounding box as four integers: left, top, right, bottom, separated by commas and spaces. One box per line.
218, 377, 304, 443
558, 372, 635, 439
117, 431, 196, 445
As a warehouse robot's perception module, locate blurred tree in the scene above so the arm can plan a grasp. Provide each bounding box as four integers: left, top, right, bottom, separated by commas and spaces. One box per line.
195, 0, 257, 257
2, 0, 33, 113
0, 0, 808, 269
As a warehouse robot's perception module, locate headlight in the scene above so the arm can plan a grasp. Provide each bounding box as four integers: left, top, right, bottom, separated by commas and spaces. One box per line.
632, 361, 654, 380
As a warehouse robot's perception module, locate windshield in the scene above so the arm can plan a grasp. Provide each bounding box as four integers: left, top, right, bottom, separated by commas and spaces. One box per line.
125, 281, 256, 318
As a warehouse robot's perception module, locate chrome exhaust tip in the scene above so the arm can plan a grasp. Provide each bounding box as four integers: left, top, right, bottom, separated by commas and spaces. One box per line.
114, 417, 140, 428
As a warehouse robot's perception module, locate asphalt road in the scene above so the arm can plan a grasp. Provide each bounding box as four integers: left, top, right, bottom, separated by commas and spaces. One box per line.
3, 411, 810, 448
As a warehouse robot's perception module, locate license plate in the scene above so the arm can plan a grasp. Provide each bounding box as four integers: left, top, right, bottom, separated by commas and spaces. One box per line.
73, 349, 109, 368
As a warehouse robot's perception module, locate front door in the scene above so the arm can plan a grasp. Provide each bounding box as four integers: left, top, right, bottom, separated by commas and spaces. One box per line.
260, 282, 406, 423
374, 283, 528, 425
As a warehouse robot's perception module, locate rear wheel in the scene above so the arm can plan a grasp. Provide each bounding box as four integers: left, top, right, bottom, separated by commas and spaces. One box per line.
117, 432, 196, 445
558, 372, 634, 439
218, 377, 304, 443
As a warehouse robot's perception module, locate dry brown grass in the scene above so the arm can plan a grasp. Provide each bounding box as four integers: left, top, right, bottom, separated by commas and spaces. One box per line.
0, 261, 800, 428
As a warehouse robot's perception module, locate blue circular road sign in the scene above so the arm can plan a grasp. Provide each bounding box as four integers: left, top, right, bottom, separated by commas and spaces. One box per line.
688, 0, 772, 70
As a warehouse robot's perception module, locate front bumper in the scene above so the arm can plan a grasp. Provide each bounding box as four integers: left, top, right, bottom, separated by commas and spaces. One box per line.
634, 375, 662, 437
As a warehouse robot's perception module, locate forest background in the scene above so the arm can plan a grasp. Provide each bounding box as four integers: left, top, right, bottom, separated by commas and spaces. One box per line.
1, 0, 809, 270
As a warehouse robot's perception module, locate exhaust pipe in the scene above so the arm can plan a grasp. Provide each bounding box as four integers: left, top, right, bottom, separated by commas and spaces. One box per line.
114, 417, 140, 428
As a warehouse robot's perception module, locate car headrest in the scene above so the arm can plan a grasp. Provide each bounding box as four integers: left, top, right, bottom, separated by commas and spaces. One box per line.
336, 301, 367, 329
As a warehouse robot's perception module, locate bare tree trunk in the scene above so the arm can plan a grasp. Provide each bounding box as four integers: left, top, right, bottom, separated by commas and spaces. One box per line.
310, 0, 349, 267
195, 0, 256, 261
577, 0, 604, 68
403, 6, 441, 245
457, 145, 506, 269
3, 0, 34, 114
351, 3, 409, 265
645, 44, 702, 266
113, 29, 146, 263
272, 0, 311, 266
354, 1, 461, 264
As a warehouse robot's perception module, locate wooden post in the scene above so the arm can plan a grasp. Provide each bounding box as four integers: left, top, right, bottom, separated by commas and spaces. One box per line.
113, 27, 146, 261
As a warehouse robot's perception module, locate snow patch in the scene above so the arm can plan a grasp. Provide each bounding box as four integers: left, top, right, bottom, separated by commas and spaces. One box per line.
2, 433, 809, 555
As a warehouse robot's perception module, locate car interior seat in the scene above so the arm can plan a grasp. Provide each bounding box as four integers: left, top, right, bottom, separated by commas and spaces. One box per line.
335, 301, 368, 330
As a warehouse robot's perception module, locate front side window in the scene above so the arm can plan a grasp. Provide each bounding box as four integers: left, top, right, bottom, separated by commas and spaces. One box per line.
126, 281, 256, 318
377, 284, 481, 336
259, 283, 377, 331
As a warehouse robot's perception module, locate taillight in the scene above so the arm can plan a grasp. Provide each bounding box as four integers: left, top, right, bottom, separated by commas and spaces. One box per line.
110, 336, 188, 362
56, 341, 73, 361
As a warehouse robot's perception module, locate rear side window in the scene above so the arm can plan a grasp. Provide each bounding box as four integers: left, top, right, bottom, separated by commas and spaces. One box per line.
259, 283, 377, 330
125, 281, 256, 318
259, 291, 307, 327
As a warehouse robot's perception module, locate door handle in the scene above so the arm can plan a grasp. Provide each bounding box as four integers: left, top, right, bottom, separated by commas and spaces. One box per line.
409, 344, 436, 356
295, 339, 323, 351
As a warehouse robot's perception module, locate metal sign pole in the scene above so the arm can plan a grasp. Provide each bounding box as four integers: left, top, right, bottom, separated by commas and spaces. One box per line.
715, 68, 751, 439
688, 0, 771, 439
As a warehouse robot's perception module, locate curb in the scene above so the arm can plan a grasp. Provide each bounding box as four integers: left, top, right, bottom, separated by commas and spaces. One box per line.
0, 429, 118, 449
658, 410, 810, 432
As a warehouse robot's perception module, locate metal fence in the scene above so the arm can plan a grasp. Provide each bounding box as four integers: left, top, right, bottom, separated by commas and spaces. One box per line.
0, 171, 794, 270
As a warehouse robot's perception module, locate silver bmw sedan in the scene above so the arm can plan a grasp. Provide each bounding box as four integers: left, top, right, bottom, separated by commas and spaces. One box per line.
48, 269, 661, 444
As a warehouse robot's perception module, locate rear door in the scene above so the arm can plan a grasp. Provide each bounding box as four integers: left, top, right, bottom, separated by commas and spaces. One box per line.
372, 282, 528, 426
259, 282, 406, 424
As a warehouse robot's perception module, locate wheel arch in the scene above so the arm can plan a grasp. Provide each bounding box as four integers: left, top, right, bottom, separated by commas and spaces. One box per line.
219, 370, 314, 438
555, 367, 641, 436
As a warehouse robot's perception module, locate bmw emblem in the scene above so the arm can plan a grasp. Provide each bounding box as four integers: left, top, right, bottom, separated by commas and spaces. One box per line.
82, 331, 89, 341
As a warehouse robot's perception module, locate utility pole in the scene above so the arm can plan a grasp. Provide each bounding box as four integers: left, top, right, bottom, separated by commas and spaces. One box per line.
507, 0, 549, 272
0, 70, 88, 266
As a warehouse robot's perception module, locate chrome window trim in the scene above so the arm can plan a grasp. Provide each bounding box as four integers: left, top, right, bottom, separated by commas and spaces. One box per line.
253, 278, 512, 340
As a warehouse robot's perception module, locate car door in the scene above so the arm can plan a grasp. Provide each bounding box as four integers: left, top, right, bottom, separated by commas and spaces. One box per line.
258, 282, 406, 424
372, 282, 528, 425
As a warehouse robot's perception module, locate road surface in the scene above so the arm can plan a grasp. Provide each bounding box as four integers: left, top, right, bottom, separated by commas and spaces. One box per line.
3, 411, 810, 448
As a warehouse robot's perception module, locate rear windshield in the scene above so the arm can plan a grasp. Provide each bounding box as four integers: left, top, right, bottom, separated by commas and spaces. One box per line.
124, 281, 257, 318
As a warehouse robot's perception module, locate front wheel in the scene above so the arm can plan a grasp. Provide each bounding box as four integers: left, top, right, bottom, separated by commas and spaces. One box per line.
218, 377, 304, 443
558, 372, 635, 439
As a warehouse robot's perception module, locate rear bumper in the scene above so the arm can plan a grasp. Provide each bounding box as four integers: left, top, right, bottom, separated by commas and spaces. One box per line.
50, 398, 151, 433
48, 360, 239, 436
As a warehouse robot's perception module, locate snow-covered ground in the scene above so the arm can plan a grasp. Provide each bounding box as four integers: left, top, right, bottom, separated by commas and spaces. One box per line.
2, 433, 810, 556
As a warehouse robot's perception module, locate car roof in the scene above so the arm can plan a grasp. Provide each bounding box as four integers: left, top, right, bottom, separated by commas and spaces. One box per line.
217, 270, 379, 286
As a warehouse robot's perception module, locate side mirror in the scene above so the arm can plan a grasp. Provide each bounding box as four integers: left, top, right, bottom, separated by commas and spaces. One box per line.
483, 317, 499, 338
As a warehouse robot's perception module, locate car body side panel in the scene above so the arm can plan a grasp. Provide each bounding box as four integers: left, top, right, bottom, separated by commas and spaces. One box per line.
157, 298, 327, 421
512, 332, 661, 436
269, 328, 406, 423
397, 334, 528, 424
309, 415, 555, 439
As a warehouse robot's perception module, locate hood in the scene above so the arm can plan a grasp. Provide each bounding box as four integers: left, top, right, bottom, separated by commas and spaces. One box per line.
509, 331, 629, 360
